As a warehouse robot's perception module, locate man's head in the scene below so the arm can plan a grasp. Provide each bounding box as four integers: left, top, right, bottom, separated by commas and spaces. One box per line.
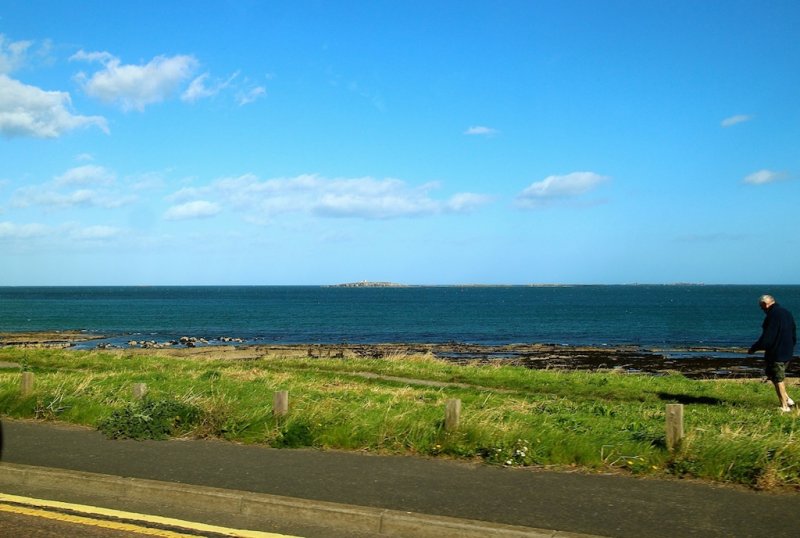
759, 295, 776, 312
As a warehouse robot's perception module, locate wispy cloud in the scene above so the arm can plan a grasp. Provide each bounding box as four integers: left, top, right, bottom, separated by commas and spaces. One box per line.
68, 224, 123, 241
70, 50, 265, 109
71, 50, 199, 111
166, 174, 491, 221
444, 192, 494, 212
11, 164, 134, 209
721, 114, 753, 128
0, 74, 108, 138
54, 165, 116, 187
0, 221, 49, 239
0, 34, 33, 74
464, 126, 499, 136
182, 71, 239, 103
516, 172, 609, 208
236, 86, 266, 106
0, 221, 123, 243
181, 73, 218, 103
12, 187, 131, 209
163, 200, 221, 220
742, 169, 787, 185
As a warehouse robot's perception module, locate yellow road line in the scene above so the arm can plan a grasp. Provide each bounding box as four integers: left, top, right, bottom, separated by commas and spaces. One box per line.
0, 503, 197, 536
0, 493, 300, 538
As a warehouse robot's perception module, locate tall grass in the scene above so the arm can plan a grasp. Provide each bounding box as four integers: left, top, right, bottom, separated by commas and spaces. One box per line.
0, 347, 798, 490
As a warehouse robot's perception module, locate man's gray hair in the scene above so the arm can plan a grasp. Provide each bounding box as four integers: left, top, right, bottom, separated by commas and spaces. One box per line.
759, 294, 775, 305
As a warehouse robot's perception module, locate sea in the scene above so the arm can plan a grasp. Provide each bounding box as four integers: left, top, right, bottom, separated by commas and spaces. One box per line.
0, 285, 798, 354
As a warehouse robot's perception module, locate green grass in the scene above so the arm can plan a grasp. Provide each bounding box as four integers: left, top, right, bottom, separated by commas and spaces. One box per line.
1, 347, 798, 490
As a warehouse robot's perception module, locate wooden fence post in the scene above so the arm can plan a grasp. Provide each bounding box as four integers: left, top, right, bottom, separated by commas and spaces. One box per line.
445, 399, 461, 431
20, 372, 34, 397
132, 383, 148, 400
274, 390, 289, 417
666, 403, 684, 451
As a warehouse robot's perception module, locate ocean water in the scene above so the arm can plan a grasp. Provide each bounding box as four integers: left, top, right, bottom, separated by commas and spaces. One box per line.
0, 285, 798, 350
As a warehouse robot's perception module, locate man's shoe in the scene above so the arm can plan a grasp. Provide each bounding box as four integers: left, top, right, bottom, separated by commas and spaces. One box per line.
788, 398, 795, 407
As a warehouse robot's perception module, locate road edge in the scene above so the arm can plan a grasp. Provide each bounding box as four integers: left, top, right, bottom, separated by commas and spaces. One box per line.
0, 462, 602, 538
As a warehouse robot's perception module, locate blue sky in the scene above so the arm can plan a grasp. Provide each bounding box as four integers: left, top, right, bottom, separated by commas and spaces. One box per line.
1, 1, 798, 285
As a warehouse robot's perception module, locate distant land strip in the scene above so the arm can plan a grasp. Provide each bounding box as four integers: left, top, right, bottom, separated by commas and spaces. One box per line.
330, 281, 408, 287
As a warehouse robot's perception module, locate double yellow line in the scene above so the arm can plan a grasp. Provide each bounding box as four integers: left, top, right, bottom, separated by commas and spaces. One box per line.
0, 493, 299, 537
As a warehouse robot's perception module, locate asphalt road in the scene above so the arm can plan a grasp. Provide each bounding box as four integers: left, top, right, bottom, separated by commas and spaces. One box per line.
1, 419, 799, 538
0, 508, 144, 538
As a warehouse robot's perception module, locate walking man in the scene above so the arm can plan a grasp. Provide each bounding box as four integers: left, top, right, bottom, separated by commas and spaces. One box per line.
748, 295, 797, 412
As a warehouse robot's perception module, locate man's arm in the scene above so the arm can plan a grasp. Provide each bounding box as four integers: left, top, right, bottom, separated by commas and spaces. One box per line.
749, 314, 775, 354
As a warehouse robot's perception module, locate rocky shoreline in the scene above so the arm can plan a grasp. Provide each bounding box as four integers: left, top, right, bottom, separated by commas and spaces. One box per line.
305, 342, 796, 380
2, 331, 796, 380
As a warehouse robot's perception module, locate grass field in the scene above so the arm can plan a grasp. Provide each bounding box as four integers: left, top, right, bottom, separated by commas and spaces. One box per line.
1, 346, 798, 490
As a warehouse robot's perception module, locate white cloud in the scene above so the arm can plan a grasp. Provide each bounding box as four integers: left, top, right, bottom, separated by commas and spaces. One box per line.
721, 114, 753, 128
445, 192, 494, 212
11, 164, 134, 209
129, 171, 167, 192
464, 126, 499, 136
163, 200, 221, 220
72, 50, 199, 111
69, 224, 122, 241
168, 174, 490, 221
182, 73, 216, 102
516, 172, 609, 208
12, 187, 131, 209
166, 186, 206, 203
315, 189, 439, 218
743, 169, 786, 185
0, 221, 49, 239
236, 85, 266, 106
0, 34, 33, 74
70, 50, 115, 64
182, 71, 239, 103
54, 165, 116, 187
0, 221, 123, 243
0, 74, 108, 138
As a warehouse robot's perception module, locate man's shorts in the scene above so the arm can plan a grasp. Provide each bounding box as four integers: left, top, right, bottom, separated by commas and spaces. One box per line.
765, 360, 789, 382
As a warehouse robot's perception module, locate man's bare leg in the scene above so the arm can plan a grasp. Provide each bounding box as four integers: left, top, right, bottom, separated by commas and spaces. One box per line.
774, 381, 790, 410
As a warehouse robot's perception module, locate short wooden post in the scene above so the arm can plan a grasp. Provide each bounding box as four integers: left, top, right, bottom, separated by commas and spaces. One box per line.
445, 399, 461, 431
274, 390, 289, 417
20, 372, 34, 397
132, 383, 148, 400
666, 403, 684, 451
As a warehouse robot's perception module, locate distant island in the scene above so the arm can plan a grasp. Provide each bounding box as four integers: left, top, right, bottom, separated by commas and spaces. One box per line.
332, 281, 408, 288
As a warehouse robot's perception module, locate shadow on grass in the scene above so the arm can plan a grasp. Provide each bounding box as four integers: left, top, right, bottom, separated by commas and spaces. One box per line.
657, 392, 724, 405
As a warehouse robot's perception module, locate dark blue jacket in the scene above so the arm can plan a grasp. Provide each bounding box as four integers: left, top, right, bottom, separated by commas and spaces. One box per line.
750, 303, 797, 362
